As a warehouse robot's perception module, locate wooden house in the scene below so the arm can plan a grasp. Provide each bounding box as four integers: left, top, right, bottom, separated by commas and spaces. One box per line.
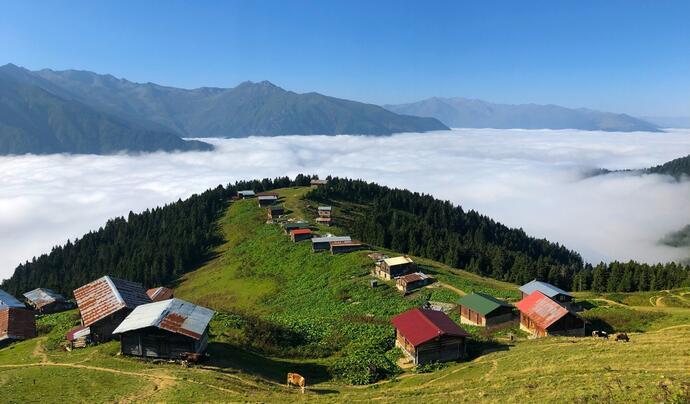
73, 276, 152, 343
516, 291, 585, 338
391, 308, 469, 365
23, 288, 73, 314
315, 217, 332, 226
457, 292, 515, 328
0, 307, 36, 345
237, 190, 256, 199
290, 228, 313, 242
113, 298, 214, 359
317, 206, 332, 218
257, 195, 278, 207
310, 179, 328, 188
396, 272, 434, 294
146, 287, 174, 302
283, 222, 310, 234
519, 280, 573, 307
311, 235, 351, 252
330, 240, 365, 254
267, 206, 285, 220
375, 256, 416, 280
0, 289, 35, 345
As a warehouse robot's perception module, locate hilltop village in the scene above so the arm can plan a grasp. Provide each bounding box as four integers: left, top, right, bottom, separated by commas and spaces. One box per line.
2, 180, 627, 372
0, 178, 687, 403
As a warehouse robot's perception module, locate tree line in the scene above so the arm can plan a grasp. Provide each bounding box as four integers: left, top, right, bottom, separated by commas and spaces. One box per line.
1, 175, 316, 297
308, 177, 690, 292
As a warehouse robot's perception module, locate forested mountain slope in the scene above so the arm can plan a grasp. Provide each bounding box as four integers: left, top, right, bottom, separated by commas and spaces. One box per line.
647, 153, 690, 179
0, 67, 211, 155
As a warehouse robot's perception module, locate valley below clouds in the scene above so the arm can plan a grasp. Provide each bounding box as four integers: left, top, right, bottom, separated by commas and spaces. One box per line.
1, 128, 690, 280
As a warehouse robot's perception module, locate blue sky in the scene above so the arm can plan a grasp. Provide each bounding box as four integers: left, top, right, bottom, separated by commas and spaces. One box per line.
1, 0, 689, 116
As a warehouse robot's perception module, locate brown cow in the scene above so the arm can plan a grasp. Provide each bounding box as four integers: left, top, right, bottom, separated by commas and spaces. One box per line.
287, 372, 306, 393
614, 333, 629, 342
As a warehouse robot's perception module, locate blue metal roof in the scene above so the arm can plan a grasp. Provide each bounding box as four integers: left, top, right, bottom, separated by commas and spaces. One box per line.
519, 280, 571, 298
0, 289, 25, 309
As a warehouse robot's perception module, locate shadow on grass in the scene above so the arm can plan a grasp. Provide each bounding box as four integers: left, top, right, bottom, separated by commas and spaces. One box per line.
206, 342, 332, 385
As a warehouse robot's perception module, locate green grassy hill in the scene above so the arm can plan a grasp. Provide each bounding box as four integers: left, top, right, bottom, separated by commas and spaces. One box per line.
1, 186, 688, 402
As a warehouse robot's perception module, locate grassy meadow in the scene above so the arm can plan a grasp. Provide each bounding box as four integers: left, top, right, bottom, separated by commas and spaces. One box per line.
0, 186, 688, 402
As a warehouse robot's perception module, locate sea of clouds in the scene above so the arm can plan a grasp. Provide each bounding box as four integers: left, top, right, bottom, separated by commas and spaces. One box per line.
1, 128, 690, 280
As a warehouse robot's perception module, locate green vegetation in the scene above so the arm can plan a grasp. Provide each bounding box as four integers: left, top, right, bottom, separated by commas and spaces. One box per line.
0, 181, 688, 402
308, 177, 690, 293
648, 153, 690, 179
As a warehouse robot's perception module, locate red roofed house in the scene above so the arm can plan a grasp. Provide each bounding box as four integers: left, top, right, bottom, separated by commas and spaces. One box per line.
516, 291, 585, 338
73, 276, 152, 342
147, 287, 174, 302
290, 228, 312, 242
391, 308, 469, 365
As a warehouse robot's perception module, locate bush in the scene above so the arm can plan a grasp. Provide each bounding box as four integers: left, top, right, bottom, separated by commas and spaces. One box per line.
329, 342, 400, 385
415, 362, 447, 373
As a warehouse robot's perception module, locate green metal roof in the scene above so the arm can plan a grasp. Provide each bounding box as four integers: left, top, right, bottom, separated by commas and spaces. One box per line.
457, 292, 512, 316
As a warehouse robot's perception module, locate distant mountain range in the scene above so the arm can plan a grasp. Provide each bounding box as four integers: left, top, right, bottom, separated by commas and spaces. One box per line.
0, 64, 447, 155
385, 97, 661, 132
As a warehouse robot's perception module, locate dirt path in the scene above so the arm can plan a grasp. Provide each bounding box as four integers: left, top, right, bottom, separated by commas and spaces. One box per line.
589, 298, 627, 307
437, 282, 465, 296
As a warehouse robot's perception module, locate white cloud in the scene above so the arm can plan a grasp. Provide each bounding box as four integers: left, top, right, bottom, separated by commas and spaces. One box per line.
1, 128, 690, 281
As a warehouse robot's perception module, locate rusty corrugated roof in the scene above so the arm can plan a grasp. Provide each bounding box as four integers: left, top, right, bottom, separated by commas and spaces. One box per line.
515, 291, 569, 330
146, 287, 174, 302
113, 298, 214, 340
73, 276, 151, 327
23, 288, 67, 309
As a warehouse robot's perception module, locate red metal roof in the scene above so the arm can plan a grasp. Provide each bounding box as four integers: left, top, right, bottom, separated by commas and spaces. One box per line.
65, 325, 90, 341
515, 291, 569, 330
0, 307, 36, 341
73, 276, 151, 327
391, 308, 469, 347
290, 228, 312, 235
146, 287, 174, 302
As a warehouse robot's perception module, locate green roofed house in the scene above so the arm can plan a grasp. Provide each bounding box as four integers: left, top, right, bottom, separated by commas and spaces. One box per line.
457, 292, 515, 329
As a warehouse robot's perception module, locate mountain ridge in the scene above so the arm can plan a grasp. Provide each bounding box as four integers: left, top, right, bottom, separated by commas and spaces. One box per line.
385, 96, 661, 132
11, 64, 448, 138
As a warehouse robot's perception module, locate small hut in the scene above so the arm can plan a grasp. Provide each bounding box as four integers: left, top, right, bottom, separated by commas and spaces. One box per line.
146, 287, 174, 302
396, 272, 434, 294
317, 206, 332, 218
516, 291, 585, 338
330, 240, 365, 254
457, 293, 515, 328
23, 288, 73, 314
519, 280, 573, 307
391, 308, 469, 365
311, 235, 351, 252
73, 276, 152, 342
0, 289, 35, 345
257, 195, 278, 207
283, 222, 310, 234
315, 217, 332, 226
375, 256, 416, 280
310, 179, 328, 188
237, 190, 256, 199
113, 298, 214, 359
290, 228, 313, 242
267, 206, 285, 220
0, 307, 36, 345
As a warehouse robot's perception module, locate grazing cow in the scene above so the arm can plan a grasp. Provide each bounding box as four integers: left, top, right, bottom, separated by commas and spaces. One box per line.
287, 372, 306, 393
592, 330, 609, 339
614, 333, 629, 342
